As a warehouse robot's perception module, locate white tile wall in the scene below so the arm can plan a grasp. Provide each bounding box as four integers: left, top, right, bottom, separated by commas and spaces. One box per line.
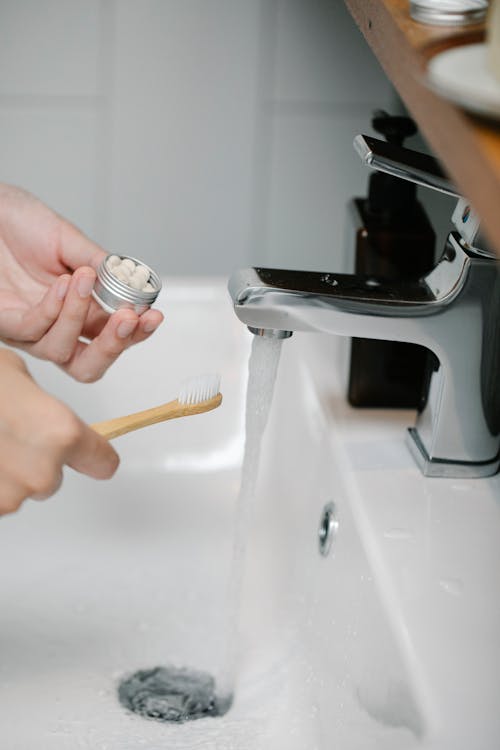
107, 0, 262, 274
0, 0, 399, 275
259, 0, 395, 270
263, 113, 381, 271
273, 0, 392, 106
0, 0, 102, 97
0, 106, 100, 238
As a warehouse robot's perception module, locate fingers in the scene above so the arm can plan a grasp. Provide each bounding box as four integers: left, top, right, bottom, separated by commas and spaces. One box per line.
62, 308, 164, 382
80, 300, 115, 340
2, 263, 164, 381
55, 218, 164, 344
133, 308, 164, 341
10, 267, 95, 368
0, 409, 119, 516
0, 434, 118, 516
30, 470, 63, 501
0, 273, 71, 342
57, 218, 106, 272
64, 421, 120, 479
0, 266, 96, 363
38, 267, 96, 364
0, 349, 120, 515
80, 299, 164, 342
0, 431, 63, 513
0, 478, 26, 515
63, 310, 139, 381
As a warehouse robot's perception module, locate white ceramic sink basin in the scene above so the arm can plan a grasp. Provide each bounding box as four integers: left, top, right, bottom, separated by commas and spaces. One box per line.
0, 278, 499, 749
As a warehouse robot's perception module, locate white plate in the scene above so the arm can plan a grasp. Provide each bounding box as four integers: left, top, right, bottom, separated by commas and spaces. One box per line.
427, 42, 500, 119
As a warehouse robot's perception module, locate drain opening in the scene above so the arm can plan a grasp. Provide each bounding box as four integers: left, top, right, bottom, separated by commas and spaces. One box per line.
318, 501, 339, 557
118, 666, 232, 723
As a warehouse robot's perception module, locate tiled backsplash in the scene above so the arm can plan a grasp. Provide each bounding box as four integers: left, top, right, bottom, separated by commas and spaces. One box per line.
0, 0, 394, 275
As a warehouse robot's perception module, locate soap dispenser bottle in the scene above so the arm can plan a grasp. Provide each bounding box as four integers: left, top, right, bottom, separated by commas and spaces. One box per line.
347, 111, 436, 408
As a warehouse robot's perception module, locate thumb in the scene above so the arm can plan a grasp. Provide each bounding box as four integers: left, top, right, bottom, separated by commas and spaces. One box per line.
65, 421, 120, 479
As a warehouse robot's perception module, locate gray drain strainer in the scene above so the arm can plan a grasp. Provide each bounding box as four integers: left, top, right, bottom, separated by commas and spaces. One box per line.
118, 666, 231, 723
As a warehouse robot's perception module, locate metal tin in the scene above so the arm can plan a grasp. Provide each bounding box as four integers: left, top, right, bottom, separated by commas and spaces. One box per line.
410, 0, 489, 25
92, 254, 162, 314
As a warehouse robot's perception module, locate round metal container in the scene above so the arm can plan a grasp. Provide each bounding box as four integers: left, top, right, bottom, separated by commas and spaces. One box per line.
409, 0, 489, 26
92, 254, 162, 314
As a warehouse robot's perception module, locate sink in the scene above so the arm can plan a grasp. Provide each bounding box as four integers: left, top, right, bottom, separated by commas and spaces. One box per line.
0, 278, 498, 749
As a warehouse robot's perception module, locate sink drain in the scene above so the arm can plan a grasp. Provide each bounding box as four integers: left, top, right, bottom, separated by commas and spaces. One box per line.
118, 666, 232, 723
318, 501, 339, 557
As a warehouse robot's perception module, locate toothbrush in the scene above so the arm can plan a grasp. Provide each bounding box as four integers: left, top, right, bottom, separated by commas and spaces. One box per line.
91, 374, 222, 440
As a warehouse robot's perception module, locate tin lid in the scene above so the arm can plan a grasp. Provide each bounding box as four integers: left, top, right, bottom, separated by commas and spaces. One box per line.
410, 0, 489, 25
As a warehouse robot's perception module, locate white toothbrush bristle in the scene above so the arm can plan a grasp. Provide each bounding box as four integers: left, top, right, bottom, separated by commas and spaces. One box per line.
178, 373, 221, 405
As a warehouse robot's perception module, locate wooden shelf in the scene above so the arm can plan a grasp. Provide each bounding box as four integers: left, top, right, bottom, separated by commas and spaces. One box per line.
345, 0, 500, 257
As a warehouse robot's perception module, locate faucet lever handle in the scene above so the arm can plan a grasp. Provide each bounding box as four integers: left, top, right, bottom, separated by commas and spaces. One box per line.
354, 134, 459, 198
354, 133, 491, 251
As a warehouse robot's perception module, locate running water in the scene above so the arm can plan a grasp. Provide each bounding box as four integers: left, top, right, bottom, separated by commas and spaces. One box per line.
117, 334, 284, 722
218, 334, 284, 699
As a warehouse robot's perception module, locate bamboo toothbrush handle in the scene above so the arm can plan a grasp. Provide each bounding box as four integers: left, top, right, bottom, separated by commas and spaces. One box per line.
91, 393, 222, 440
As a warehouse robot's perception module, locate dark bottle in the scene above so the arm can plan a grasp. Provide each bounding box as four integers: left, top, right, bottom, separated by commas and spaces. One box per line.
347, 111, 436, 409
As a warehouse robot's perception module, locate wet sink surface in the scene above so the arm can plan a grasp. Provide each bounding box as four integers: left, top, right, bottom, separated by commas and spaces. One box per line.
0, 279, 499, 749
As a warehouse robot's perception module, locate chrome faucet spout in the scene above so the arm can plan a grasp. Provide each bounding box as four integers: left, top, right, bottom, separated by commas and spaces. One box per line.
228, 234, 500, 478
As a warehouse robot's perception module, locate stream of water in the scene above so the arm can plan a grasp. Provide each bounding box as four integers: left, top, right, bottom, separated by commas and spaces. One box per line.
218, 334, 284, 699
117, 333, 284, 723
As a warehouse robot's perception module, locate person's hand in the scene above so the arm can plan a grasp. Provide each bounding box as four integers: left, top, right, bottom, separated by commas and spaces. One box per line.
0, 348, 119, 514
0, 184, 163, 382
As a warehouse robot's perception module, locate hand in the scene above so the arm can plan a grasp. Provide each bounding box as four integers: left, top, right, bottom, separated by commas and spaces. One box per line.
0, 184, 164, 382
0, 349, 119, 514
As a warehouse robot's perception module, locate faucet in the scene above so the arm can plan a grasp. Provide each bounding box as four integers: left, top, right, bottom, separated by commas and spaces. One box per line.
228, 136, 500, 478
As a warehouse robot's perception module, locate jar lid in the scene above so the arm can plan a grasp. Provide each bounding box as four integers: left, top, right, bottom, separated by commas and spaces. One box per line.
410, 0, 489, 25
